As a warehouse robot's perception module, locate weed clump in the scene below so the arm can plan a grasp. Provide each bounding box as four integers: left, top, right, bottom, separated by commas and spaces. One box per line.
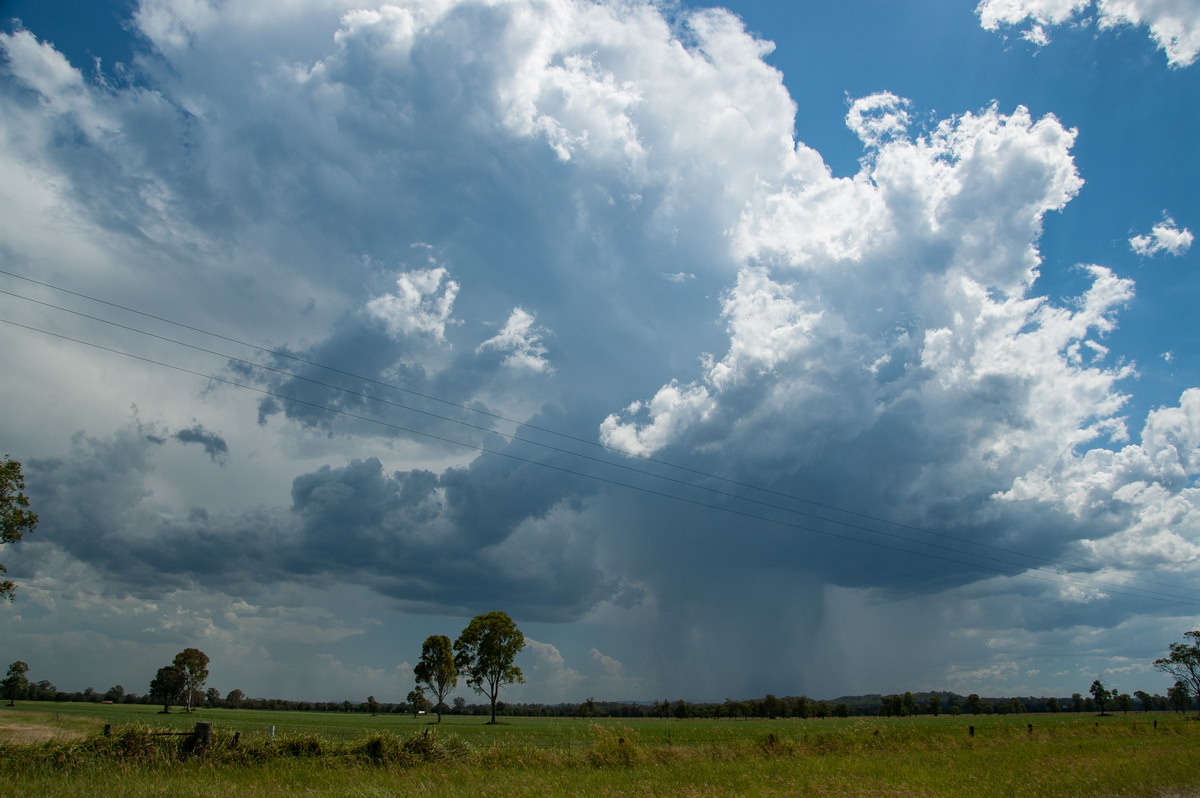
356, 728, 470, 766
398, 728, 467, 762
362, 733, 406, 765
277, 733, 323, 757
586, 725, 641, 767
757, 731, 798, 758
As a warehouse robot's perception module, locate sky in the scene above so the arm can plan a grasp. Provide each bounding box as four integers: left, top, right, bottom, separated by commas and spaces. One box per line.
0, 0, 1198, 706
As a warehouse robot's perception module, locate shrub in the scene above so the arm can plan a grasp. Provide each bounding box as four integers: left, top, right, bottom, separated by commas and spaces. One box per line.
586, 725, 641, 767
399, 728, 467, 762
757, 731, 798, 757
278, 733, 323, 757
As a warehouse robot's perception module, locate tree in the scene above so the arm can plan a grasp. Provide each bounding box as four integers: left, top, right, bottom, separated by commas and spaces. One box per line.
1154, 630, 1200, 715
1168, 681, 1191, 713
150, 665, 185, 713
407, 687, 429, 718
172, 648, 209, 713
1090, 679, 1113, 715
453, 611, 525, 724
3, 661, 30, 706
1, 457, 39, 601
414, 634, 457, 723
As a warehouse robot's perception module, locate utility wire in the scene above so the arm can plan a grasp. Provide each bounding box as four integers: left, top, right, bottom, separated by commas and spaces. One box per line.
0, 269, 1169, 587
0, 269, 1063, 551
1, 288, 1120, 578
3, 311, 1199, 609
2, 271, 1200, 600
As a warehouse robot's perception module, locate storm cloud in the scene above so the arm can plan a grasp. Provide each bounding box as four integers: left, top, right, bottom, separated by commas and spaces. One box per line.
1, 0, 1197, 702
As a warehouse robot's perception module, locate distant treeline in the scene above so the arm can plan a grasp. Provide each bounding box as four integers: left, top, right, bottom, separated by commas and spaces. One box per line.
8, 683, 1192, 718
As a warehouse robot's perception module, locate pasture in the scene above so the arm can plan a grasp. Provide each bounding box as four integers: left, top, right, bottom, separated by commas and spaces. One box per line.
2, 702, 1199, 797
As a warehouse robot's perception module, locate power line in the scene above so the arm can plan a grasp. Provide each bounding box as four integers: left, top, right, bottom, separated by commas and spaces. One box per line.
6, 312, 1200, 607
0, 269, 1164, 583
2, 272, 1199, 605
3, 312, 1198, 609
0, 287, 1115, 577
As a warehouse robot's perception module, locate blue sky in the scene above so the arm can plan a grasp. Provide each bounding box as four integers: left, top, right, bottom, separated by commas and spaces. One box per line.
1, 0, 1198, 705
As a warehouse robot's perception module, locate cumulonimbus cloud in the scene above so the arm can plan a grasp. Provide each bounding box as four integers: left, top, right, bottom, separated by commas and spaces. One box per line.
2, 0, 1198, 700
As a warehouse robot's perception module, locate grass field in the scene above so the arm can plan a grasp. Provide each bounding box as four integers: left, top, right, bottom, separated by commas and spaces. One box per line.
2, 702, 1199, 797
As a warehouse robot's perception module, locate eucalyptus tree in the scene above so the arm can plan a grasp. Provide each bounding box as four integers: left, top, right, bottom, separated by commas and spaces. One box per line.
150, 665, 185, 713
453, 611, 525, 724
173, 648, 210, 713
3, 661, 29, 706
1154, 630, 1200, 715
414, 634, 457, 723
1, 456, 38, 601
1090, 679, 1113, 715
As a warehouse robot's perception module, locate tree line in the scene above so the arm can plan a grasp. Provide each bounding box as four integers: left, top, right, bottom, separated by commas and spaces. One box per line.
5, 629, 1200, 720
5, 455, 1200, 721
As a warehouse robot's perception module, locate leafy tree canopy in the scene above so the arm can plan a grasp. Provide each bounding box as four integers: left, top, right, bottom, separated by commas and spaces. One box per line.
3, 660, 30, 706
173, 648, 210, 713
1, 456, 38, 601
414, 634, 457, 723
149, 664, 185, 713
454, 611, 525, 724
1155, 630, 1200, 714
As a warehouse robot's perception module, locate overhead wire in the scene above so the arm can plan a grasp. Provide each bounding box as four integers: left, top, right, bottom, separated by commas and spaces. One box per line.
2, 269, 1199, 606
0, 270, 1162, 582
0, 269, 1135, 579
7, 312, 1196, 607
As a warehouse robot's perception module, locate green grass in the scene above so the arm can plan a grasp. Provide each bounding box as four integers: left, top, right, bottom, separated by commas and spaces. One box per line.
2, 703, 1198, 797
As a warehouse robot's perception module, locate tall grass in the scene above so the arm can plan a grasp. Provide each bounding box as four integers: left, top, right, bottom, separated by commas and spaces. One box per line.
2, 703, 1198, 797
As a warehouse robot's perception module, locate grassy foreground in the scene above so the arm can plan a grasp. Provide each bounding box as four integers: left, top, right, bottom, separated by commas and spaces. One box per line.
2, 703, 1199, 797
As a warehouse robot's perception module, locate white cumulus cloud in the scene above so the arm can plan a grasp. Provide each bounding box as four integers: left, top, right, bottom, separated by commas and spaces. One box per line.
366, 266, 460, 341
1130, 215, 1194, 256
477, 308, 553, 373
977, 0, 1200, 67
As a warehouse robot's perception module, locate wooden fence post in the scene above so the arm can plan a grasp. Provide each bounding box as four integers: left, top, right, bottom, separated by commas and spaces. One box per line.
194, 721, 213, 749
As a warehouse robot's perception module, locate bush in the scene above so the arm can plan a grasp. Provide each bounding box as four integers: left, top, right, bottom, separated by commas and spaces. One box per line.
757, 731, 798, 757
586, 725, 641, 767
399, 728, 467, 762
277, 733, 323, 757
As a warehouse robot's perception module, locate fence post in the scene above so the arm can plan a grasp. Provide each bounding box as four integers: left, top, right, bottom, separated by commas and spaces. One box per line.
103, 724, 112, 737
968, 726, 974, 737
194, 721, 213, 749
